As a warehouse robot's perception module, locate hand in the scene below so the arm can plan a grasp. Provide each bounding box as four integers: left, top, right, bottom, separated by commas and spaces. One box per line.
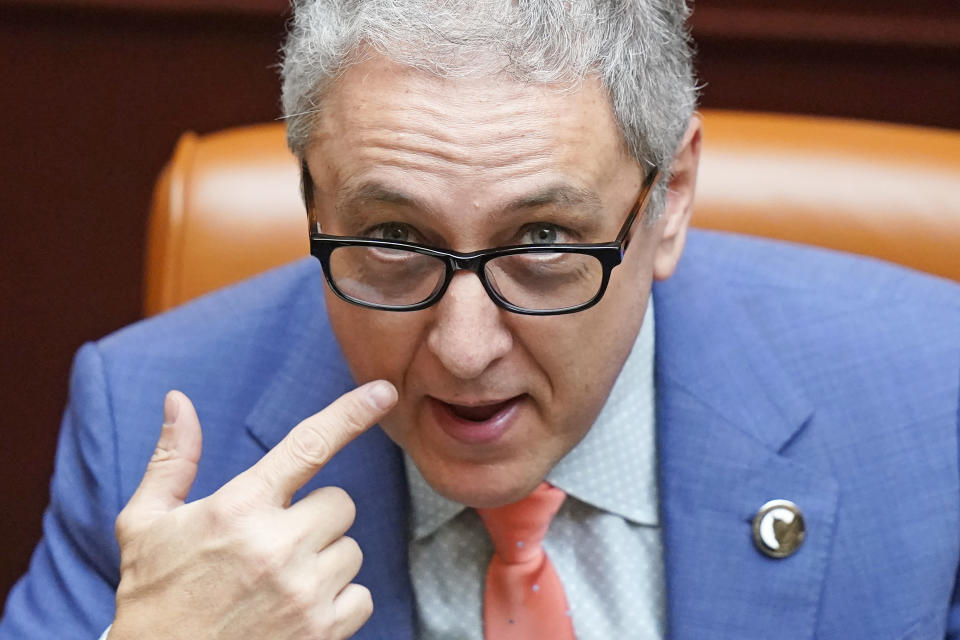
107, 380, 398, 640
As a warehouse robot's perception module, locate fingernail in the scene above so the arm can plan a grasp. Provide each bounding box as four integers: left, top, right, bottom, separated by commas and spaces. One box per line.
163, 391, 180, 425
366, 381, 397, 411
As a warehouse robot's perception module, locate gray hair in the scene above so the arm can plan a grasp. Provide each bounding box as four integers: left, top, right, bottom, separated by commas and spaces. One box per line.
281, 0, 697, 218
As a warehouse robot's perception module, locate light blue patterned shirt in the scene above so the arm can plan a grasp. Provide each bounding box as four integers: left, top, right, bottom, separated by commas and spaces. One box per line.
406, 299, 665, 640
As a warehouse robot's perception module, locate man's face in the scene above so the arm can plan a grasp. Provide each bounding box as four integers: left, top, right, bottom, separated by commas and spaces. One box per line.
305, 54, 698, 507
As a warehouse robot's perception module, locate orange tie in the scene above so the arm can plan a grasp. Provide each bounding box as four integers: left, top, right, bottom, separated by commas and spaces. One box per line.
476, 482, 576, 640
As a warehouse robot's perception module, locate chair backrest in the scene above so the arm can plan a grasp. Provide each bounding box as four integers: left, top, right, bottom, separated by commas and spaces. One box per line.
144, 109, 960, 315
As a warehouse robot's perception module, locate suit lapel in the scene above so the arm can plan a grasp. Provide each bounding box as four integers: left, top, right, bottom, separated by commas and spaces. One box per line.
654, 266, 839, 639
244, 281, 416, 640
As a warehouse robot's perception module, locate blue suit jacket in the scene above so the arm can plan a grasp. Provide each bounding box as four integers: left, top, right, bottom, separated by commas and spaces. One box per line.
3, 230, 960, 639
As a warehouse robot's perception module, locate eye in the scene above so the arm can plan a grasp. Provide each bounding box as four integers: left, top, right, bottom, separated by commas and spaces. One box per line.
519, 222, 565, 245
366, 222, 422, 243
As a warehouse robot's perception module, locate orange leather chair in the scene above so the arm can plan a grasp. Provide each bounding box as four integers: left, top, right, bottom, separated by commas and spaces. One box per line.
144, 110, 960, 315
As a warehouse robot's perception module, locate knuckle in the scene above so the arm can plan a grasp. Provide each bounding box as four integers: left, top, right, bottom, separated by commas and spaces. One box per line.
328, 485, 354, 512
249, 538, 285, 576
114, 503, 153, 544
149, 442, 176, 465
360, 588, 374, 617
205, 492, 248, 530
243, 531, 284, 574
247, 463, 286, 501
354, 584, 374, 620
282, 579, 317, 618
146, 424, 178, 465
340, 396, 373, 434
285, 425, 334, 469
114, 508, 134, 539
342, 536, 363, 567
232, 527, 286, 583
320, 486, 356, 526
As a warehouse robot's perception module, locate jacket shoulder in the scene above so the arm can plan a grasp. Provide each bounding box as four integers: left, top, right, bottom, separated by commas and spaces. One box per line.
678, 229, 960, 311
100, 257, 329, 361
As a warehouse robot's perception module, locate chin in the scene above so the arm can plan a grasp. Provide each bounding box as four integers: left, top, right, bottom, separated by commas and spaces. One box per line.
412, 452, 548, 508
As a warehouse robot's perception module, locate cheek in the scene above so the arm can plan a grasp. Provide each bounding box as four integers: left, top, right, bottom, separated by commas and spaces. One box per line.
515, 309, 632, 418
535, 250, 652, 416
324, 289, 424, 384
602, 232, 657, 328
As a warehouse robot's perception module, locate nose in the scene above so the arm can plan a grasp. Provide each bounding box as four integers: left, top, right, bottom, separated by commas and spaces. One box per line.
426, 272, 513, 380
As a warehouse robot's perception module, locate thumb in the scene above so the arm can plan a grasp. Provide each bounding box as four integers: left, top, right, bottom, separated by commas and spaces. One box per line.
127, 390, 204, 515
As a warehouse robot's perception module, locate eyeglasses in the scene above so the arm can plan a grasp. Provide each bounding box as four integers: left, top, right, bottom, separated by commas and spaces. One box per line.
305, 166, 659, 316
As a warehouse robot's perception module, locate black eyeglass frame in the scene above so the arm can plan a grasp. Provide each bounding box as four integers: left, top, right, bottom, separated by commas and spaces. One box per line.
304, 164, 660, 316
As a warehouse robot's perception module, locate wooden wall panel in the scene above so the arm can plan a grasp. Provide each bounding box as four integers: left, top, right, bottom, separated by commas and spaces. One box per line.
1, 0, 958, 609
0, 2, 288, 605
692, 1, 960, 128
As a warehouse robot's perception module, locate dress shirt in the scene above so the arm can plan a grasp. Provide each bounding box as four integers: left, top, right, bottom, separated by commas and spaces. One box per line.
407, 299, 665, 640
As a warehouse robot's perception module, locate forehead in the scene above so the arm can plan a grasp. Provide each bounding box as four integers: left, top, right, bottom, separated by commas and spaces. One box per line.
306, 54, 638, 219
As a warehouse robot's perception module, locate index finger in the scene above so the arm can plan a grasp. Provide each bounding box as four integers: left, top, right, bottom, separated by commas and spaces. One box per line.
239, 380, 397, 505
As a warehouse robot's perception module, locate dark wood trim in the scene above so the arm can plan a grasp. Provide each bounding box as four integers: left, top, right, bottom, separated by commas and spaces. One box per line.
8, 0, 960, 52
692, 6, 960, 51
0, 0, 287, 17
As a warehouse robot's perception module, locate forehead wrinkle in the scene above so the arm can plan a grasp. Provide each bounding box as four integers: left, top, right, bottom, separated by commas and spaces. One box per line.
359, 145, 556, 180
340, 80, 559, 166
356, 120, 556, 172
376, 75, 548, 129
341, 131, 558, 188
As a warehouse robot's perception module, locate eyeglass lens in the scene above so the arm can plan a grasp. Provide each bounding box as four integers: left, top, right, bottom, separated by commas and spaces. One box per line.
327, 246, 604, 311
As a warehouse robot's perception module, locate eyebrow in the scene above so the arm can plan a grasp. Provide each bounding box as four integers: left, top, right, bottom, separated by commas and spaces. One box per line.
336, 181, 604, 221
337, 182, 423, 215
503, 185, 603, 215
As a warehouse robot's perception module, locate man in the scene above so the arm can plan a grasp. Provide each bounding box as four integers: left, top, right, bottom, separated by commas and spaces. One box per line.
2, 1, 960, 639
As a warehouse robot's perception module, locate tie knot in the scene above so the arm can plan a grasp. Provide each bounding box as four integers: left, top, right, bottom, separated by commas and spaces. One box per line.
477, 482, 566, 564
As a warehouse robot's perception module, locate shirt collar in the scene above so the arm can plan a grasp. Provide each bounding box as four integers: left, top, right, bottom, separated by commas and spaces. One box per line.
406, 297, 659, 540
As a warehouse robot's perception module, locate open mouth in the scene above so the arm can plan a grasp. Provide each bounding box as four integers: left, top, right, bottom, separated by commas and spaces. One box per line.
429, 395, 526, 445
445, 399, 515, 422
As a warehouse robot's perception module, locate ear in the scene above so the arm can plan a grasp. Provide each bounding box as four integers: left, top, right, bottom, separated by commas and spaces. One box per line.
653, 114, 702, 281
